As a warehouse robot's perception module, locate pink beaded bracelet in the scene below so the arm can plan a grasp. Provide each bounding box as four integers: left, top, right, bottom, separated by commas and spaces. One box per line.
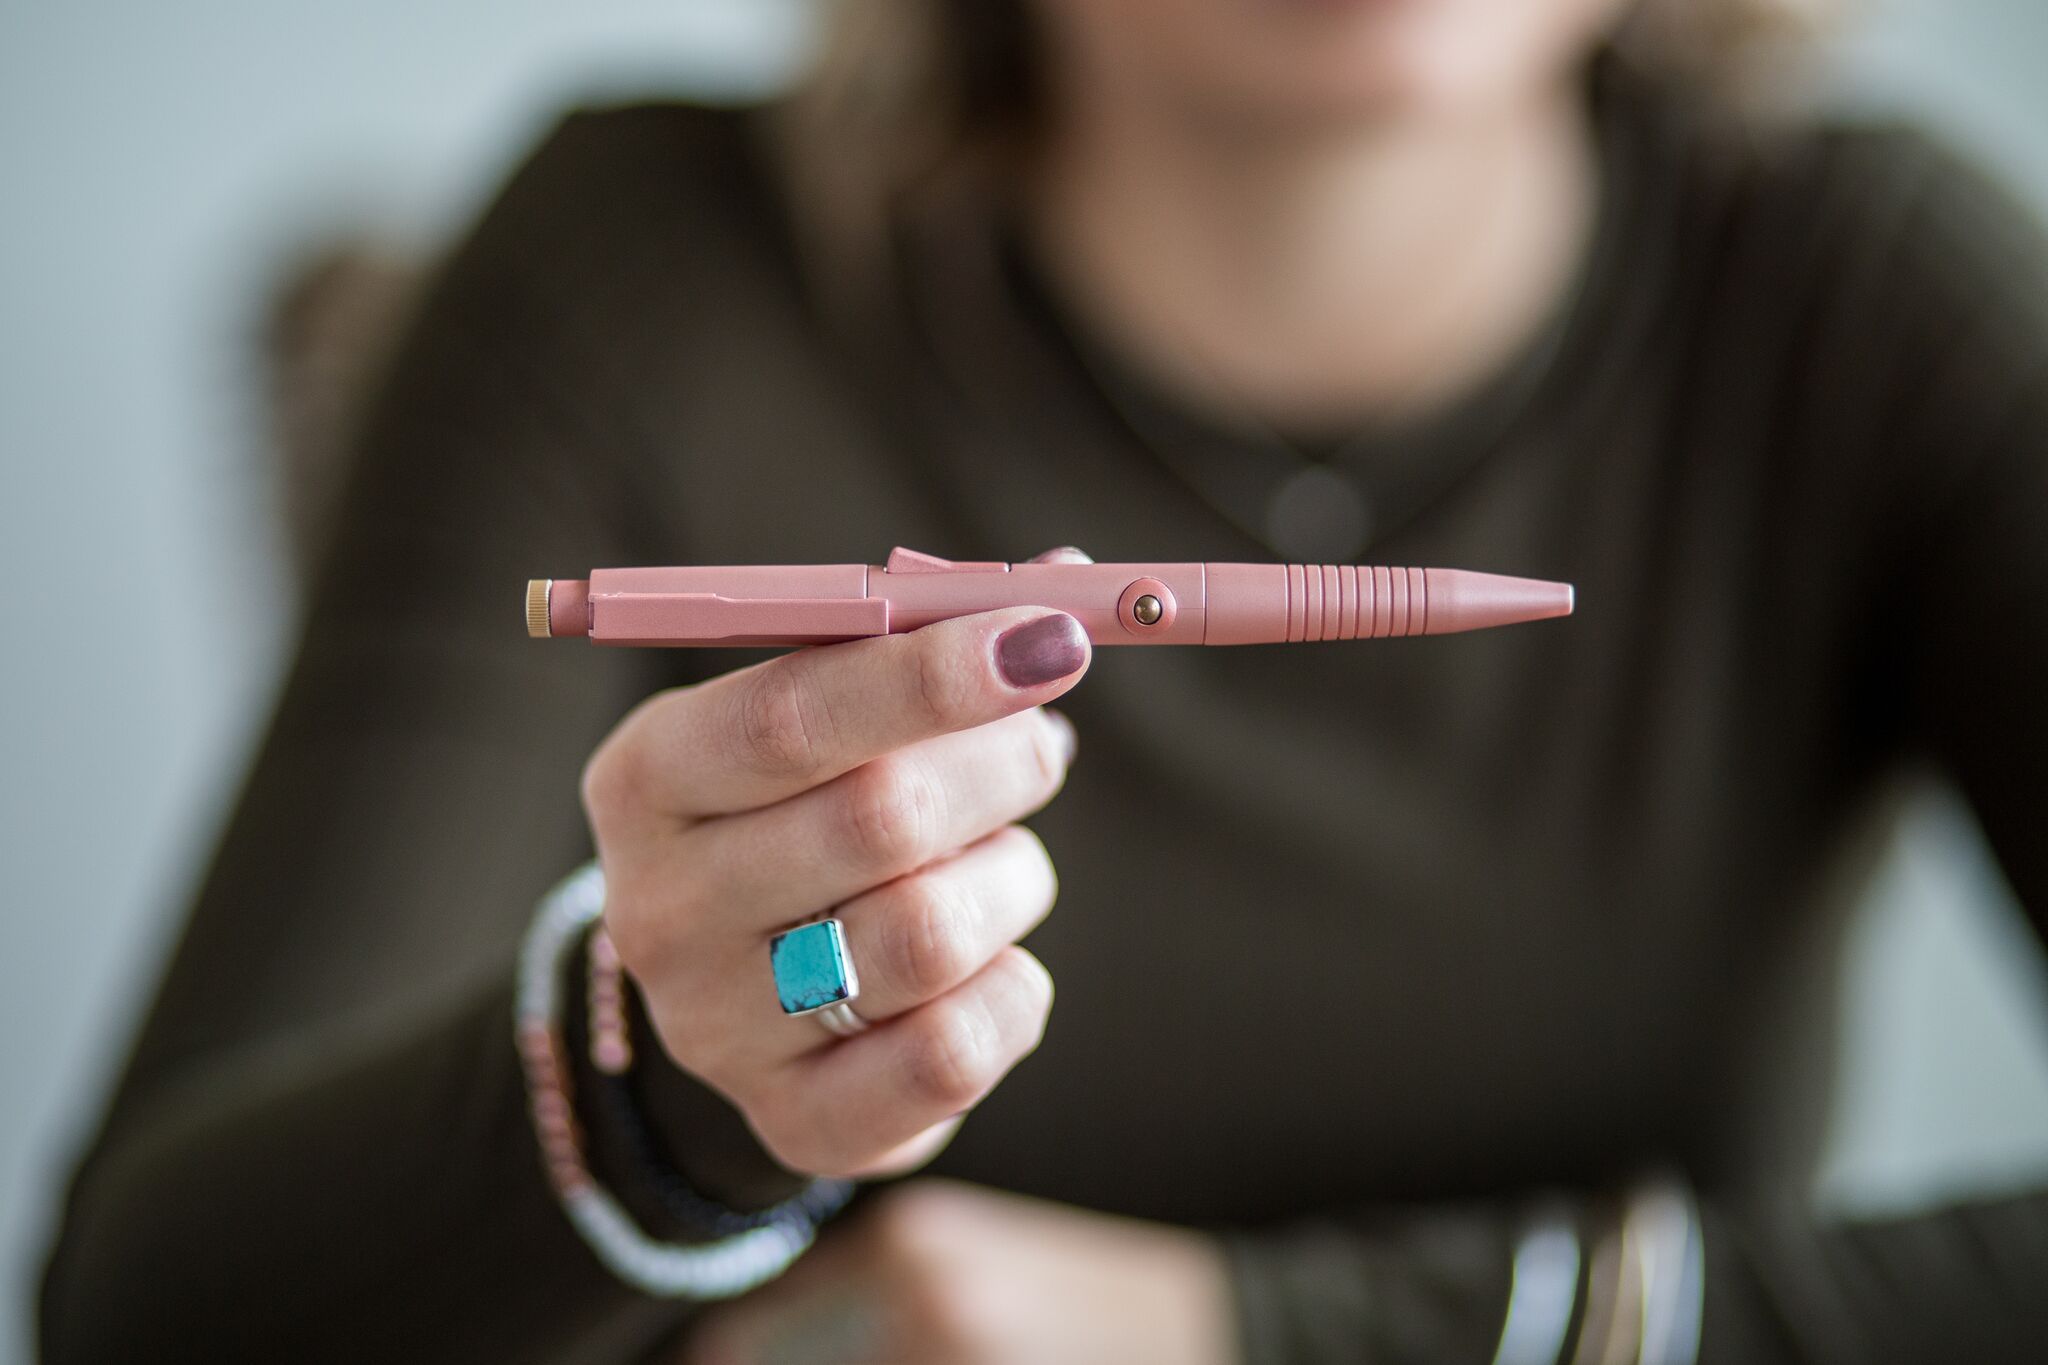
587, 924, 633, 1076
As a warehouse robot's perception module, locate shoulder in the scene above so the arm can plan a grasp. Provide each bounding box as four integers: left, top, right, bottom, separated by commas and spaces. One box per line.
441, 98, 797, 313
1753, 116, 2048, 433
1652, 87, 2048, 345
509, 99, 765, 213
1600, 70, 2048, 442
1652, 95, 2048, 529
1775, 116, 2040, 279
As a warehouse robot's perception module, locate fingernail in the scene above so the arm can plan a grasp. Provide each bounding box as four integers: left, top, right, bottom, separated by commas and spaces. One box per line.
996, 613, 1088, 688
1043, 707, 1078, 763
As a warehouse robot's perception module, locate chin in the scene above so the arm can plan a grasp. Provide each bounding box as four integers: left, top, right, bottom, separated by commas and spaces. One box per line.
1142, 0, 1621, 124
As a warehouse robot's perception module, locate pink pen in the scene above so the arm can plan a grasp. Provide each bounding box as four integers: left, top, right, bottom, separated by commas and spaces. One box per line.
525, 547, 1573, 648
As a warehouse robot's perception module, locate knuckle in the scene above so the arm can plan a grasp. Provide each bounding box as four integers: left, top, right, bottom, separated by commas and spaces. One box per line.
1007, 826, 1059, 911
579, 736, 642, 829
580, 687, 690, 826
597, 895, 656, 975
733, 666, 827, 780
908, 641, 962, 730
1009, 950, 1057, 1034
841, 758, 941, 869
988, 947, 1055, 1054
900, 1003, 998, 1110
594, 866, 663, 967
598, 847, 726, 987
1020, 713, 1068, 796
883, 875, 975, 999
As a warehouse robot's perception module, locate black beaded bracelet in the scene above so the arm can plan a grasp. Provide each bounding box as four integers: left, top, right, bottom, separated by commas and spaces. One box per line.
575, 920, 855, 1242
587, 1065, 855, 1239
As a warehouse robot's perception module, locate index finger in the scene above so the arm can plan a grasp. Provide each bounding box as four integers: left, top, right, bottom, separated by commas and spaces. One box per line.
597, 606, 1091, 823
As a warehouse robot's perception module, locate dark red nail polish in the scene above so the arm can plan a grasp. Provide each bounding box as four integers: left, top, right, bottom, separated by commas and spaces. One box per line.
996, 614, 1087, 688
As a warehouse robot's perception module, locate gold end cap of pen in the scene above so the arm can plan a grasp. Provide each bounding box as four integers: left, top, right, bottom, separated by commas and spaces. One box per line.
526, 579, 552, 638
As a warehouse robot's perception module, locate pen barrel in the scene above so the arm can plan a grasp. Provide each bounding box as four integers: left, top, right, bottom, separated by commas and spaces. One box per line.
890, 562, 1207, 643
533, 557, 1570, 646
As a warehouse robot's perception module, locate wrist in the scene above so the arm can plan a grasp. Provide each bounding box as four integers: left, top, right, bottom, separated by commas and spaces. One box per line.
564, 929, 811, 1228
615, 961, 815, 1214
516, 862, 848, 1297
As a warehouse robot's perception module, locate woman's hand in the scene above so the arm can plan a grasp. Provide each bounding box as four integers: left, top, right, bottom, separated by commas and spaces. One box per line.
680, 1179, 1240, 1365
581, 552, 1093, 1180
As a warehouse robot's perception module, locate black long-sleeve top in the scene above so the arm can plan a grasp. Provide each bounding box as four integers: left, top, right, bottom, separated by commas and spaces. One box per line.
41, 61, 2048, 1363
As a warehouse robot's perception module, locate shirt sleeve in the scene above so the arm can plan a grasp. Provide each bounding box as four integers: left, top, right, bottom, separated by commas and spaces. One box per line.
38, 110, 799, 1364
1221, 1183, 2048, 1365
1222, 127, 2048, 1365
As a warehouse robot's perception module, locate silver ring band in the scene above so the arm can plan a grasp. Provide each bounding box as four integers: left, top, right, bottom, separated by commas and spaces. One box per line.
813, 1001, 870, 1037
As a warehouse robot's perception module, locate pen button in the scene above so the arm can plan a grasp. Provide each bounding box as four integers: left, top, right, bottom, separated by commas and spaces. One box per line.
1117, 578, 1177, 636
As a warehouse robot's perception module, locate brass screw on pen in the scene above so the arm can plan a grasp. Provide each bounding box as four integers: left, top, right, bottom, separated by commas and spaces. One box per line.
1133, 594, 1163, 625
526, 579, 553, 638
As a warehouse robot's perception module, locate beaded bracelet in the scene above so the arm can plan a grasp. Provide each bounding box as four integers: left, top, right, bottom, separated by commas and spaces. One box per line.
1489, 1200, 1580, 1365
1561, 1176, 1704, 1365
516, 862, 850, 1298
1626, 1177, 1703, 1365
584, 921, 854, 1240
587, 926, 634, 1077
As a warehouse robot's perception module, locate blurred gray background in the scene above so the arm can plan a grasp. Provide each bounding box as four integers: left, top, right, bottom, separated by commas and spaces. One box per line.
2, 1, 2046, 1359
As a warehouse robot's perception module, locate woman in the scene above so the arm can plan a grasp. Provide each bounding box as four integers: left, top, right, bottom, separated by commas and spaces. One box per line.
42, 0, 2048, 1360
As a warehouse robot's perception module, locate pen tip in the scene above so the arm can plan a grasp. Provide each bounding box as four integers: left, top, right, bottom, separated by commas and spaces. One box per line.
1420, 568, 1575, 635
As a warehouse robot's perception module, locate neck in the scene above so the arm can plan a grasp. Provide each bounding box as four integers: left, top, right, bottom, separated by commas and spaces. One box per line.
1026, 73, 1597, 431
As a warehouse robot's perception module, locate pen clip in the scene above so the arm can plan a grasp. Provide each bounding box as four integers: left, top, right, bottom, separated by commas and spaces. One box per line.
884, 546, 1010, 574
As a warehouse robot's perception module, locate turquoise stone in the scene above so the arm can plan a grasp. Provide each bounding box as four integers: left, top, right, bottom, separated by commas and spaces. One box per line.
770, 920, 855, 1014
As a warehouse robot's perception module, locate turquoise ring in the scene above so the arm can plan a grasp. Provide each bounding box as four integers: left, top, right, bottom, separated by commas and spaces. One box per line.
770, 919, 868, 1036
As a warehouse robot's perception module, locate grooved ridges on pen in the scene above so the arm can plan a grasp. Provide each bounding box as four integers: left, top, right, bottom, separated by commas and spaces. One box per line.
1205, 563, 1572, 644
1282, 565, 1443, 640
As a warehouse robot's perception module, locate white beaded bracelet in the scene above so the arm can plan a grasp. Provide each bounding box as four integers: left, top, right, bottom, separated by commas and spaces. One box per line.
1490, 1203, 1581, 1365
514, 862, 826, 1299
1629, 1177, 1704, 1365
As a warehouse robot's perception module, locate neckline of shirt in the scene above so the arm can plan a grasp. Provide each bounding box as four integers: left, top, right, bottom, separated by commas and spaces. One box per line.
891, 57, 1673, 563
